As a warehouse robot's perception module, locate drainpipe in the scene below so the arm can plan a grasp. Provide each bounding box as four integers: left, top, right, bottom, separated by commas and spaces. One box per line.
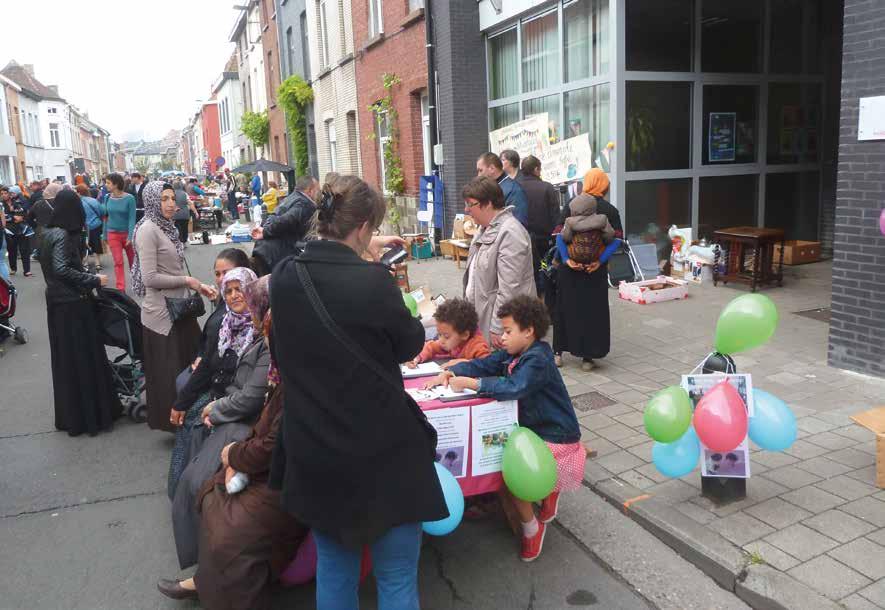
424, 0, 445, 242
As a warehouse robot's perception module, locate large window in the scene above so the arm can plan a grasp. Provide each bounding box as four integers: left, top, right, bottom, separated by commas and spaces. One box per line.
521, 11, 559, 93
625, 179, 692, 263
524, 94, 561, 144
563, 0, 609, 81
488, 29, 518, 101
701, 0, 763, 73
318, 0, 330, 68
490, 104, 520, 131
564, 84, 610, 168
626, 0, 692, 72
765, 172, 820, 241
770, 0, 822, 74
699, 174, 758, 239
702, 85, 758, 165
368, 0, 383, 38
626, 81, 692, 171
767, 83, 821, 165
49, 123, 60, 148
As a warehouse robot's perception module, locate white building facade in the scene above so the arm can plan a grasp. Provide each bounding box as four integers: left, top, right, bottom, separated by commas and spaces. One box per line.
0, 80, 18, 185
214, 71, 243, 171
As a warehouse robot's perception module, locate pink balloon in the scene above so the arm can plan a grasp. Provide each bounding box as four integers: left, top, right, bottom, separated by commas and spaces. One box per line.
880, 208, 885, 237
692, 381, 748, 452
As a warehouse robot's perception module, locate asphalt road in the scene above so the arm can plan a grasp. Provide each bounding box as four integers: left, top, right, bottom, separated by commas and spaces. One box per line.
0, 242, 649, 610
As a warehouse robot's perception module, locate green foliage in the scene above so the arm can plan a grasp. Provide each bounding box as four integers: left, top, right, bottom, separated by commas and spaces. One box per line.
240, 110, 270, 149
627, 108, 655, 171
278, 75, 315, 176
368, 73, 405, 196
133, 157, 152, 175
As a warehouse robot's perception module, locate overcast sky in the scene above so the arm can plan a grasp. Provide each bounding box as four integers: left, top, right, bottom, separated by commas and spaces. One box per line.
1, 0, 237, 142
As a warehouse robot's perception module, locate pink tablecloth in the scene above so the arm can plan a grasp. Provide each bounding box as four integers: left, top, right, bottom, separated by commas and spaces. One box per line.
404, 377, 503, 497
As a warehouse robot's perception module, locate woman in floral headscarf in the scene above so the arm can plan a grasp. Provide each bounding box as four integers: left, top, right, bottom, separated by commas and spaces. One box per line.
133, 181, 217, 432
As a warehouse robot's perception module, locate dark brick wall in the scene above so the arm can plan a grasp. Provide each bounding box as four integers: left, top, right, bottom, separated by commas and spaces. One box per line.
828, 0, 885, 378
431, 0, 488, 235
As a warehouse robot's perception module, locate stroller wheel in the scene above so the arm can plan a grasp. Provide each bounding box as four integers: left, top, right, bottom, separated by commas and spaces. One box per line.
13, 327, 27, 344
130, 403, 148, 424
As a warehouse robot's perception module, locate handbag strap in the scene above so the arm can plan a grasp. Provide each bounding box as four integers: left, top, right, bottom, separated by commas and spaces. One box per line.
295, 261, 404, 391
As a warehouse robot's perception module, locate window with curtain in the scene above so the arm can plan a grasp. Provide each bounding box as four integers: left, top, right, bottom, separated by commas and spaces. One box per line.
318, 0, 330, 67
488, 29, 518, 101
522, 11, 559, 93
563, 0, 609, 81
49, 123, 59, 148
563, 83, 610, 167
327, 121, 337, 171
369, 0, 383, 38
490, 103, 520, 130
524, 94, 561, 144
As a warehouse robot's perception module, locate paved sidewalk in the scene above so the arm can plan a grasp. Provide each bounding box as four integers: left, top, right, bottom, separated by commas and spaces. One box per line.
410, 258, 885, 609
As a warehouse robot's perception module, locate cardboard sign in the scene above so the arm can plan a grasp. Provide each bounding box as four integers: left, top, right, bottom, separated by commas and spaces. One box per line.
540, 134, 593, 185
488, 113, 549, 160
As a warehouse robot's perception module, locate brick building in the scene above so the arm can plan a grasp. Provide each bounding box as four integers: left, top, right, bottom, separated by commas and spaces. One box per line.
353, 1, 429, 196
260, 0, 289, 180
200, 102, 222, 174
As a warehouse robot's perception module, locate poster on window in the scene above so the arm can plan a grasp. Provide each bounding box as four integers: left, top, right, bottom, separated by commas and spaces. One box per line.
540, 134, 593, 185
709, 113, 736, 162
488, 113, 549, 161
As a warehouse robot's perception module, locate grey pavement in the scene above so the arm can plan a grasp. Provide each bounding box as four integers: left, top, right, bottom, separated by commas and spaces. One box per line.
0, 241, 750, 610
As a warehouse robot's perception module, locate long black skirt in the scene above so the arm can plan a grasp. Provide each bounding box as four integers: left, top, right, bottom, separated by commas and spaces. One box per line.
553, 264, 611, 360
143, 319, 201, 432
47, 298, 122, 436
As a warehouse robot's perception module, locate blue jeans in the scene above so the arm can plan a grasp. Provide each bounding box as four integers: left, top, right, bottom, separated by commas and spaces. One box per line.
0, 238, 9, 281
314, 522, 423, 610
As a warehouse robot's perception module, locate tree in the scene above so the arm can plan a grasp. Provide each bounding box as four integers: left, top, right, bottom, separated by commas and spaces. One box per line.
278, 75, 315, 176
240, 110, 270, 153
133, 157, 152, 176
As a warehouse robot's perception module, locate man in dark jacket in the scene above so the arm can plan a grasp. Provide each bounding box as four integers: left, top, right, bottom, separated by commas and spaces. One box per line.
126, 172, 146, 222
250, 175, 319, 275
518, 155, 561, 292
476, 152, 528, 227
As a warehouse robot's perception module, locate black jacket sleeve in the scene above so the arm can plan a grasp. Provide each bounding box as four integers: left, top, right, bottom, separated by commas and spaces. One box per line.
263, 195, 312, 240
173, 350, 217, 411
546, 185, 561, 234
375, 266, 425, 363
50, 234, 100, 291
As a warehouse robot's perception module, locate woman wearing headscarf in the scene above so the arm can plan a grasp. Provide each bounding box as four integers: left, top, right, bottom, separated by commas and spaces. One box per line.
40, 190, 121, 436
133, 181, 217, 432
169, 271, 271, 575
553, 168, 622, 371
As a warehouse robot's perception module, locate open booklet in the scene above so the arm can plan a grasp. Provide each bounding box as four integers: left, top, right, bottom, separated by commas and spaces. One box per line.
406, 386, 478, 403
401, 361, 443, 379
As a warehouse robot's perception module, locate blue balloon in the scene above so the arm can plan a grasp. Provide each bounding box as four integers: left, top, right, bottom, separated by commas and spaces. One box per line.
749, 389, 796, 452
652, 427, 700, 478
423, 462, 465, 536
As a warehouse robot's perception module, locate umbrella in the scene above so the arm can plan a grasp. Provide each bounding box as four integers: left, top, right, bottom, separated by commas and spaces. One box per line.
232, 158, 296, 194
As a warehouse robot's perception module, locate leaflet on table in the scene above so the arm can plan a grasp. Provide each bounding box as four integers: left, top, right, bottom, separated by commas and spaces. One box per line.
471, 400, 519, 476
406, 387, 477, 403
424, 407, 470, 479
401, 362, 442, 379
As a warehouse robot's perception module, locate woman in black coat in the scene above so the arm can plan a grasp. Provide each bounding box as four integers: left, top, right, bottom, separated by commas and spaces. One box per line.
40, 190, 121, 436
269, 175, 446, 610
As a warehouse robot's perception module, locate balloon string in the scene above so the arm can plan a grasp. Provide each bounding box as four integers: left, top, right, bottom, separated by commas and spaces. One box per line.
690, 351, 737, 375
690, 352, 716, 375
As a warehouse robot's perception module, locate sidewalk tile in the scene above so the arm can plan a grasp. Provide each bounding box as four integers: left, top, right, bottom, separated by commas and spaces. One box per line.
752, 451, 799, 469
803, 509, 878, 543
674, 500, 717, 525
764, 371, 805, 386
577, 412, 615, 431
794, 456, 855, 478
840, 593, 881, 610
596, 403, 633, 417
595, 450, 646, 475
845, 466, 879, 486
709, 512, 775, 546
765, 523, 840, 561
781, 486, 845, 514
787, 555, 871, 601
742, 540, 801, 571
814, 412, 855, 427
815, 475, 879, 501
857, 579, 885, 607
828, 448, 876, 469
585, 437, 619, 457
762, 465, 823, 489
567, 383, 593, 398
784, 439, 831, 460
828, 538, 885, 580
609, 389, 649, 405
625, 440, 654, 460
710, 477, 788, 517
613, 433, 650, 449
646, 369, 676, 383
615, 469, 656, 490
634, 463, 669, 484
623, 361, 662, 375
579, 373, 614, 387
795, 416, 839, 434
647, 479, 699, 505
867, 529, 885, 546
805, 431, 858, 451
605, 371, 646, 386
613, 411, 645, 428
595, 423, 638, 443
834, 426, 876, 443
583, 460, 613, 484
745, 497, 812, 529
840, 497, 885, 528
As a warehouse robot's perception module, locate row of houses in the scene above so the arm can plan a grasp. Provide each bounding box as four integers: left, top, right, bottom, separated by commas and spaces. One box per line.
0, 60, 126, 185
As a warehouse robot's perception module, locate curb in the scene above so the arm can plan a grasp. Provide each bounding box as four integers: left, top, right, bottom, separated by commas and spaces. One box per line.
582, 475, 843, 610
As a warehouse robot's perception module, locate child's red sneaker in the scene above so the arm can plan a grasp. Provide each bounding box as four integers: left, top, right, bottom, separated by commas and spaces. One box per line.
539, 492, 560, 524
520, 521, 546, 562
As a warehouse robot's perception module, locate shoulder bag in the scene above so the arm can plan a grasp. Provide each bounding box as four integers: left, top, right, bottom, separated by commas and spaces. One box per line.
165, 256, 206, 322
295, 261, 438, 450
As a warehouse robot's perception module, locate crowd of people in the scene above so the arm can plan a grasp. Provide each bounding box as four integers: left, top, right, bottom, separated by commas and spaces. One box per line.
6, 148, 619, 609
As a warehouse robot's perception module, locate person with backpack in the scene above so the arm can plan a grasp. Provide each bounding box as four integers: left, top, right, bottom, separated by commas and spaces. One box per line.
76, 184, 106, 271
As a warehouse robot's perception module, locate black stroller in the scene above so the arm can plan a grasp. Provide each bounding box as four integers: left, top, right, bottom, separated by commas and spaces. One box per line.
0, 274, 27, 345
94, 287, 146, 422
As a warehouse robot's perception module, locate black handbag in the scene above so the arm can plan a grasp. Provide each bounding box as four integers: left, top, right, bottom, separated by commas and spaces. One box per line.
295, 261, 438, 451
165, 257, 206, 323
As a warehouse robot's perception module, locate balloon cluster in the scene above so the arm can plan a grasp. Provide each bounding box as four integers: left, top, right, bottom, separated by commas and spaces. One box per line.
644, 294, 798, 477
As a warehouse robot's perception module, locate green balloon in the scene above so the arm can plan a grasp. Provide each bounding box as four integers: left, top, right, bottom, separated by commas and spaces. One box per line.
403, 292, 418, 317
714, 294, 779, 355
643, 386, 693, 443
502, 427, 558, 502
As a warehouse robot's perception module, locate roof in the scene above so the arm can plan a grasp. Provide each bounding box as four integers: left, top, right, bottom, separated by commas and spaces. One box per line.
1, 60, 64, 101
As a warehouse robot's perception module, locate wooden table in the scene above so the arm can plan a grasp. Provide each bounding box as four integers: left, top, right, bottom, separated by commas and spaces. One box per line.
713, 226, 785, 292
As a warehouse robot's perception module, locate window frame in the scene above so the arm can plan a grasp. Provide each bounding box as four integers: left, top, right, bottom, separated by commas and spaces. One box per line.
368, 0, 384, 38
326, 120, 337, 172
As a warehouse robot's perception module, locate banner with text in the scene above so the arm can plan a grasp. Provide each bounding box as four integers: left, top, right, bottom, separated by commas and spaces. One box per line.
488, 114, 549, 161
540, 134, 593, 185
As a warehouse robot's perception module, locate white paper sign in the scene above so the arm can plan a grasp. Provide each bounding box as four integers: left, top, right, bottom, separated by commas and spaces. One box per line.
401, 362, 442, 379
541, 134, 593, 185
488, 113, 549, 160
858, 96, 885, 141
471, 400, 519, 476
425, 407, 471, 478
700, 438, 751, 479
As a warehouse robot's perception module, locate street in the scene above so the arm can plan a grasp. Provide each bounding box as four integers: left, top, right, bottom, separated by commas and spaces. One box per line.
0, 242, 751, 610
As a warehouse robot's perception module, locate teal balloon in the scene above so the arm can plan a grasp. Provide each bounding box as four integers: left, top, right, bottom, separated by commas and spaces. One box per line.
403, 293, 419, 317
423, 463, 465, 536
748, 389, 797, 452
644, 386, 693, 443
714, 294, 779, 354
502, 427, 558, 502
652, 427, 700, 478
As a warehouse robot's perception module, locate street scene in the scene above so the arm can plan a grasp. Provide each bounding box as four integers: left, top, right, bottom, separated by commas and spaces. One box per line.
2, 1, 885, 610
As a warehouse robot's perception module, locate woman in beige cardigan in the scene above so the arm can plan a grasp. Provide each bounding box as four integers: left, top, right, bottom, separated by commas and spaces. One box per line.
133, 182, 216, 432
461, 176, 536, 347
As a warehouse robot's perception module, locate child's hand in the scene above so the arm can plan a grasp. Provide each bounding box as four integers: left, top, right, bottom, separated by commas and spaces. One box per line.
404, 359, 419, 369
441, 359, 468, 370
449, 376, 479, 393
423, 371, 453, 390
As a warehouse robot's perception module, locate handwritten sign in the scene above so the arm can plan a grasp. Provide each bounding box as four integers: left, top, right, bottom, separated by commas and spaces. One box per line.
488, 114, 549, 160
540, 134, 593, 185
858, 96, 885, 141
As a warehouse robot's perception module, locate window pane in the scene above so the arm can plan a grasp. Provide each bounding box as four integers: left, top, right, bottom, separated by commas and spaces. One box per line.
488, 29, 518, 100
564, 83, 610, 169
626, 81, 692, 171
770, 0, 822, 74
699, 174, 758, 239
563, 0, 610, 81
524, 94, 561, 145
701, 0, 763, 73
626, 0, 692, 72
521, 11, 559, 93
625, 178, 692, 264
765, 172, 819, 241
767, 83, 821, 164
489, 103, 520, 130
702, 85, 758, 164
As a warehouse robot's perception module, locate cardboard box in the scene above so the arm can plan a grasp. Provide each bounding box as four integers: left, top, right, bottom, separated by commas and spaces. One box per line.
618, 276, 689, 305
850, 407, 885, 488
774, 240, 821, 265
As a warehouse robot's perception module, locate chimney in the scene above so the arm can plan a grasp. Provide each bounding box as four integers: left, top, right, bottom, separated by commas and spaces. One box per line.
23, 64, 35, 77
47, 85, 59, 96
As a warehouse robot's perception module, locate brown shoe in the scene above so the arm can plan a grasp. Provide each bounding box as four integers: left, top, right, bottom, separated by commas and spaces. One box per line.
157, 579, 198, 601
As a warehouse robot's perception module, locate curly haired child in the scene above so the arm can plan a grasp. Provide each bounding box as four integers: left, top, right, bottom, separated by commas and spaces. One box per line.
405, 298, 491, 369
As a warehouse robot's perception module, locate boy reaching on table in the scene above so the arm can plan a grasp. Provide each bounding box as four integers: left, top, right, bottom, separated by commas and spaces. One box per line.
405, 298, 491, 369
424, 295, 584, 562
